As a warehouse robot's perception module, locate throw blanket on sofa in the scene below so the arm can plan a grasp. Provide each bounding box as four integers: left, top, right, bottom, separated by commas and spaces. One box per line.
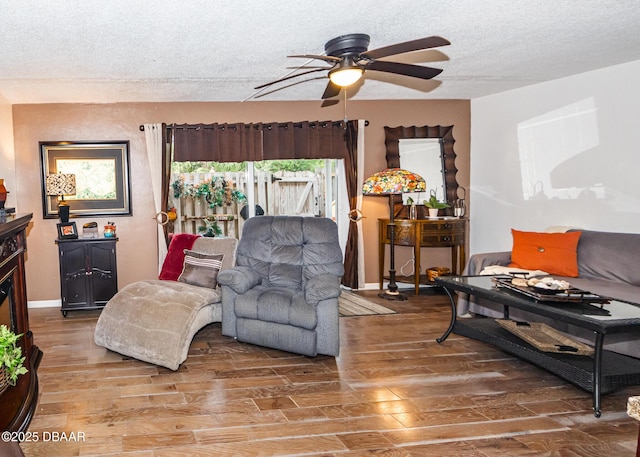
480, 265, 549, 278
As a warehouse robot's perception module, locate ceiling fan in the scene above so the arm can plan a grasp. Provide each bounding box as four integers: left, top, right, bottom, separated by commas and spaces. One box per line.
254, 34, 450, 99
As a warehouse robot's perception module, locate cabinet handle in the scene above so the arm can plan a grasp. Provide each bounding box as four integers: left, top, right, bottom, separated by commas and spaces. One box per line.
444, 223, 451, 229
442, 236, 451, 242
86, 271, 92, 276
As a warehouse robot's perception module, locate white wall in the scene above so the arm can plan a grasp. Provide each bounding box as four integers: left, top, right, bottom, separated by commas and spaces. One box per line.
469, 59, 640, 255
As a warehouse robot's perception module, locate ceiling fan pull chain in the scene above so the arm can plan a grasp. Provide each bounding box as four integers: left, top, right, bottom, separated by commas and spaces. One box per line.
343, 88, 349, 123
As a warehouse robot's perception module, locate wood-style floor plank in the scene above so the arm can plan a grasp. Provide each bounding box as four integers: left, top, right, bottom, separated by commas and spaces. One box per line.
18, 289, 640, 456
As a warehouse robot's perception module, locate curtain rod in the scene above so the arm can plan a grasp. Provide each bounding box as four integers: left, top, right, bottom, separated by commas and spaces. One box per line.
139, 120, 368, 131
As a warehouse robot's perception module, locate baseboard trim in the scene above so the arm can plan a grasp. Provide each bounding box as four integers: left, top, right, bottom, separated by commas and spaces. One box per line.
28, 299, 61, 309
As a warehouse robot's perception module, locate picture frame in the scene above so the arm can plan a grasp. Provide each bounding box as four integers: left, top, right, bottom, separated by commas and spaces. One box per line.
40, 141, 132, 219
57, 222, 78, 239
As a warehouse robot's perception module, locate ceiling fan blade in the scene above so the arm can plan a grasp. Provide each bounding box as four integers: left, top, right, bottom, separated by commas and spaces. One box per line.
362, 36, 451, 60
251, 76, 328, 99
288, 54, 342, 63
321, 99, 340, 107
321, 81, 342, 99
365, 61, 443, 80
254, 68, 328, 90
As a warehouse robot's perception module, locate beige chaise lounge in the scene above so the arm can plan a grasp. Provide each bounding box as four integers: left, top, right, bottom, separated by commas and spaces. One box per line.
94, 236, 238, 370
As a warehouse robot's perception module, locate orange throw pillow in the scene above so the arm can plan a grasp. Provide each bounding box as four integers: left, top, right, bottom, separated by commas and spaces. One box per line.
509, 229, 582, 277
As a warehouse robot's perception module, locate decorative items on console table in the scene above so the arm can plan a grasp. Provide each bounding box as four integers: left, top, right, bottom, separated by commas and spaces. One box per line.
104, 222, 116, 238
453, 186, 466, 217
363, 168, 426, 301
45, 173, 76, 223
56, 221, 78, 239
423, 188, 450, 218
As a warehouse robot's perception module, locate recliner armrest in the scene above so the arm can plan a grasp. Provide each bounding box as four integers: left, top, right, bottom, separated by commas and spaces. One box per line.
304, 274, 341, 306
218, 266, 261, 294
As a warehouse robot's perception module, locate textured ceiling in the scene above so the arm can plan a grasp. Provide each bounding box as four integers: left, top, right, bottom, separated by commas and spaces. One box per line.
1, 0, 639, 104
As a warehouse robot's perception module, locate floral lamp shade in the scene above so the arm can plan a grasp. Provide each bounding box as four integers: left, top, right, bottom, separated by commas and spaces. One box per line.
46, 173, 76, 198
362, 168, 426, 195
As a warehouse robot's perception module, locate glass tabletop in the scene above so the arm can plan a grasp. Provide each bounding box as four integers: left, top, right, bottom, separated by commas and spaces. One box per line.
437, 275, 640, 333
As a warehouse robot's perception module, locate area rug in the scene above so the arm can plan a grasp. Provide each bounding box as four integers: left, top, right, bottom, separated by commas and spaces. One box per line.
338, 291, 397, 316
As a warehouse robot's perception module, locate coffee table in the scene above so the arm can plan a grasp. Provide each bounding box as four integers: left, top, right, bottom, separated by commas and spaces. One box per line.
435, 275, 640, 417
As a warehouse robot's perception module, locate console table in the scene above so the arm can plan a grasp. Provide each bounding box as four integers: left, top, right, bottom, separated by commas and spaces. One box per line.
0, 213, 41, 432
56, 237, 118, 317
435, 275, 640, 417
378, 218, 466, 295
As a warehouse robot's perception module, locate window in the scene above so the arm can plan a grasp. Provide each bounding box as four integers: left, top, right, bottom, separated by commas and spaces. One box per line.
169, 159, 339, 237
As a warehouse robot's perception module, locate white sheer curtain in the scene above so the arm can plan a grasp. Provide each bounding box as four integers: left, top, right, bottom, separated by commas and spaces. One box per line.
143, 123, 168, 273
355, 119, 366, 288
337, 119, 366, 288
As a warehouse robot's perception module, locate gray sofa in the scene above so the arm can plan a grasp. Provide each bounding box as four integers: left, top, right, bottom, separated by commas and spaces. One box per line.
218, 216, 344, 357
459, 229, 640, 358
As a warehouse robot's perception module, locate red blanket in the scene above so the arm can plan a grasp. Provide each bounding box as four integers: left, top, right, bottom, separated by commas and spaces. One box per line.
158, 233, 200, 280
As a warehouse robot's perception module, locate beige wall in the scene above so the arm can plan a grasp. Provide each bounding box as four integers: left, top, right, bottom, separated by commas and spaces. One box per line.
12, 100, 469, 302
1, 94, 16, 211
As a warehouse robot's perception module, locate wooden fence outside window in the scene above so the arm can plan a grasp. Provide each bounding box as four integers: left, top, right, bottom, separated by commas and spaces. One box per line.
169, 169, 334, 238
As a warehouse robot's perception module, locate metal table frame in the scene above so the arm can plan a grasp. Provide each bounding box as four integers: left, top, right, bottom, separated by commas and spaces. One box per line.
435, 275, 640, 417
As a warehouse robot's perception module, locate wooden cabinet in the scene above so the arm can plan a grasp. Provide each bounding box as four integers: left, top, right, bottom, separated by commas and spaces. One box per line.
378, 218, 466, 295
56, 238, 118, 317
0, 213, 42, 432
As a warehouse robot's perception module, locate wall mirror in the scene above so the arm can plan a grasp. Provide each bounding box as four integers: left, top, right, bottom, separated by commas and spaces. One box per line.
398, 138, 445, 205
384, 125, 459, 216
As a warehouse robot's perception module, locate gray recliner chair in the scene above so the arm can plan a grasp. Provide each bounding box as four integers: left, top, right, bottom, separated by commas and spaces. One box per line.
218, 216, 344, 357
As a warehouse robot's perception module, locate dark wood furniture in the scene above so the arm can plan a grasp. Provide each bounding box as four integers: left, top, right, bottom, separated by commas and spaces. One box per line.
436, 275, 640, 417
56, 238, 118, 317
378, 218, 466, 295
0, 213, 41, 433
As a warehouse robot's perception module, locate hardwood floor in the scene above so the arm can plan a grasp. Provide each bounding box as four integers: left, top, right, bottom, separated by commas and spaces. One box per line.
20, 287, 639, 456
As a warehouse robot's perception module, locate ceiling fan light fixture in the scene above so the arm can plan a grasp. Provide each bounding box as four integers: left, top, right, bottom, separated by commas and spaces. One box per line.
329, 67, 363, 87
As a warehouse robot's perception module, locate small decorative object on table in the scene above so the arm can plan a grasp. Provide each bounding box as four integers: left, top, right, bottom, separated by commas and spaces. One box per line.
57, 221, 78, 239
454, 186, 466, 217
104, 222, 116, 238
82, 221, 99, 238
0, 324, 28, 395
45, 172, 76, 223
427, 266, 451, 282
424, 188, 450, 218
0, 178, 8, 209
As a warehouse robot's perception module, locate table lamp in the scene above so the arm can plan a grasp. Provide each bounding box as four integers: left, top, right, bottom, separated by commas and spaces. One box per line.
46, 173, 76, 223
363, 168, 426, 300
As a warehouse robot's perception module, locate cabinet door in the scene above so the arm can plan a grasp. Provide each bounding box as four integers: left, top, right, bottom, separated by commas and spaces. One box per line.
88, 242, 118, 306
59, 242, 90, 308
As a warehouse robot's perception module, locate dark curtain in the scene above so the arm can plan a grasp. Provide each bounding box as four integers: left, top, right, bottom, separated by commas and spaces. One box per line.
341, 120, 359, 289
261, 121, 349, 160
172, 123, 263, 162
169, 119, 360, 288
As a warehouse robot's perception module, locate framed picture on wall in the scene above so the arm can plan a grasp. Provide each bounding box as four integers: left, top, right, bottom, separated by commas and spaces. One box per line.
40, 141, 132, 219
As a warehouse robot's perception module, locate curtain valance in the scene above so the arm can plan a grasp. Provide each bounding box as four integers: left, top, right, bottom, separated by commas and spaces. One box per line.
170, 121, 350, 162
